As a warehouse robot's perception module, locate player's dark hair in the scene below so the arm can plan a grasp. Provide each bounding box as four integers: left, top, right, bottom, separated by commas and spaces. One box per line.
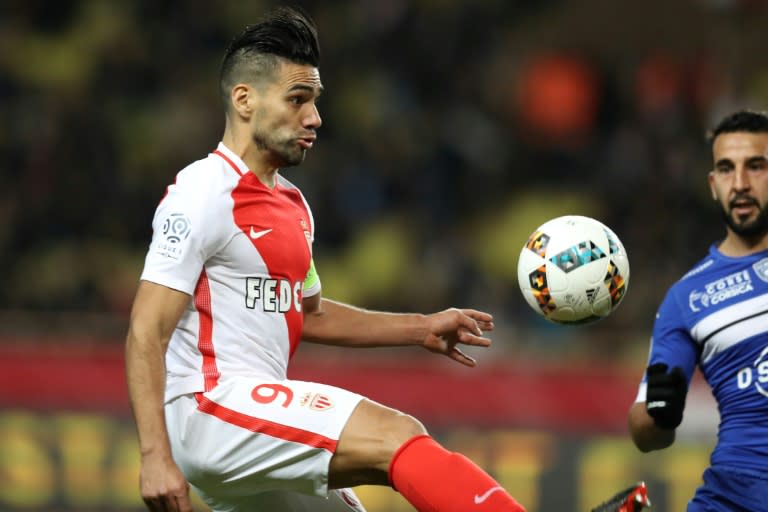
707, 109, 768, 144
219, 6, 320, 110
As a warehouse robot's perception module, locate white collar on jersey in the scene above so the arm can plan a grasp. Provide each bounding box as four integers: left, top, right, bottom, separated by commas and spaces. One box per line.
215, 142, 249, 176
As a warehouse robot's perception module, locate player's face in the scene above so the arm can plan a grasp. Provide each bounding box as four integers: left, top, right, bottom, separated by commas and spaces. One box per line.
250, 61, 323, 167
709, 132, 768, 238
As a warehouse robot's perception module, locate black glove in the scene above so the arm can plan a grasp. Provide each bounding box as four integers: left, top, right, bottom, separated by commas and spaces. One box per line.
645, 363, 687, 430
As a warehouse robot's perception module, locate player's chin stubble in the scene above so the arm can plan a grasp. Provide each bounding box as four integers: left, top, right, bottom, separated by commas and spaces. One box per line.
721, 202, 768, 237
253, 133, 305, 167
277, 144, 306, 167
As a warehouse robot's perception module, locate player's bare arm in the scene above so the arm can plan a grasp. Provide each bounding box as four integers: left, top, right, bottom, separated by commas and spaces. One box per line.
125, 281, 194, 512
628, 402, 675, 452
301, 295, 493, 366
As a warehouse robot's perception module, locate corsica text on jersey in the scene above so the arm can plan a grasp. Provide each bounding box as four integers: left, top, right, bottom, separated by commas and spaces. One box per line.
245, 277, 303, 313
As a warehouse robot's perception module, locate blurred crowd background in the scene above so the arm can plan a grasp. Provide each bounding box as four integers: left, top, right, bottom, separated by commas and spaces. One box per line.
1, 0, 767, 510
4, 0, 768, 340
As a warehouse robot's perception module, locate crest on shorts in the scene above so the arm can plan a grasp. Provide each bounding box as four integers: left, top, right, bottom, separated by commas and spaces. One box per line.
299, 392, 334, 411
754, 257, 768, 283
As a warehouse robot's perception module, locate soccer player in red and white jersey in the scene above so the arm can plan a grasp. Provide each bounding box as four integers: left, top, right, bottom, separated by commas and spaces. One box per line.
125, 7, 525, 512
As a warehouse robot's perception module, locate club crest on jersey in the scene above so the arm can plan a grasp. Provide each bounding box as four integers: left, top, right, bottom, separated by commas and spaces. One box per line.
155, 213, 192, 260
753, 257, 768, 283
299, 392, 334, 411
687, 270, 753, 312
300, 218, 312, 253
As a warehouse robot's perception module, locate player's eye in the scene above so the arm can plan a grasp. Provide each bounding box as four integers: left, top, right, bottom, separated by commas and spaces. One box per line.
715, 163, 733, 174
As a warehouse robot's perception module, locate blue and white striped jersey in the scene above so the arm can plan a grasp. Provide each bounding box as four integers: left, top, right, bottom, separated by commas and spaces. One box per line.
637, 244, 768, 476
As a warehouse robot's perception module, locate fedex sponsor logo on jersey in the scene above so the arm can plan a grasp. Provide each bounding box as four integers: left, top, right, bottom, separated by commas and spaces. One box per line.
688, 270, 753, 312
736, 345, 768, 398
245, 277, 303, 313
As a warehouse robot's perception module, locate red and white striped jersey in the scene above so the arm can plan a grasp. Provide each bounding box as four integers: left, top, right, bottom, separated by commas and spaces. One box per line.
140, 142, 320, 403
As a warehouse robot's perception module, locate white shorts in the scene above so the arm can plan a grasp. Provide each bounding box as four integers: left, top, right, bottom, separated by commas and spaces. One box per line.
165, 376, 366, 511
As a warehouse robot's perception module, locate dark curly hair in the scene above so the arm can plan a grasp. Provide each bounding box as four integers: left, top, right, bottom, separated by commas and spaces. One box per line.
707, 109, 768, 144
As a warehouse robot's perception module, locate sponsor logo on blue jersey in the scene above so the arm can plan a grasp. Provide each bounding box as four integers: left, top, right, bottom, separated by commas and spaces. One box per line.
688, 270, 753, 312
736, 345, 768, 398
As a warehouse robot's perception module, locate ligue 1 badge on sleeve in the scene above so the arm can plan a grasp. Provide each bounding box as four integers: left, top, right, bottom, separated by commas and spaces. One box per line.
156, 212, 192, 260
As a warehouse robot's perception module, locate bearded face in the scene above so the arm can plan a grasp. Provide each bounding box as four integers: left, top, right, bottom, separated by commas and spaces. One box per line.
709, 131, 768, 242
719, 193, 768, 237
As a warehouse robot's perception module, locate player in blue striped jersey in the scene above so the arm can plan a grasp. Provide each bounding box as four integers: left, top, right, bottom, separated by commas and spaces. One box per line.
629, 109, 768, 511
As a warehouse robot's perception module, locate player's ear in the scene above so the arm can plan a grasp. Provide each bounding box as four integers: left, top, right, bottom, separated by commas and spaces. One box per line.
230, 83, 253, 118
707, 172, 717, 200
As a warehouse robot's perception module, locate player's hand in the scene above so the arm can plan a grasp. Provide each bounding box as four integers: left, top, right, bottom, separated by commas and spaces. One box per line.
645, 363, 687, 430
140, 453, 193, 512
421, 308, 494, 367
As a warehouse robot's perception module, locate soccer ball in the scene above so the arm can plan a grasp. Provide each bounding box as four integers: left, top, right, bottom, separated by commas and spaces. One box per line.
517, 215, 630, 324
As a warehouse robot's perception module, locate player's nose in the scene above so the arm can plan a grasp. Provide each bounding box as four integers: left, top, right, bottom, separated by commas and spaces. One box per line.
732, 166, 750, 191
304, 104, 322, 129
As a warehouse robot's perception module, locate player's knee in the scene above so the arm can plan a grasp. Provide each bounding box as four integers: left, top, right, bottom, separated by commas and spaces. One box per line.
382, 412, 427, 457
330, 407, 428, 487
379, 412, 427, 467
354, 408, 427, 469
360, 411, 427, 481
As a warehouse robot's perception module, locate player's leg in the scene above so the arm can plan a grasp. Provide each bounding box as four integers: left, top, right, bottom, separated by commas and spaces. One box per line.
327, 398, 425, 487
329, 398, 526, 512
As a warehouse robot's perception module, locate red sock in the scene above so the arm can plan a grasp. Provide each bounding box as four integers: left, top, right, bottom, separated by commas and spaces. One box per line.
388, 435, 526, 512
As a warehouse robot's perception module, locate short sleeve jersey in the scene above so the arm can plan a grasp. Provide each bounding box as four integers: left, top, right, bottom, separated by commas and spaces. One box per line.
140, 143, 321, 402
637, 245, 768, 476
